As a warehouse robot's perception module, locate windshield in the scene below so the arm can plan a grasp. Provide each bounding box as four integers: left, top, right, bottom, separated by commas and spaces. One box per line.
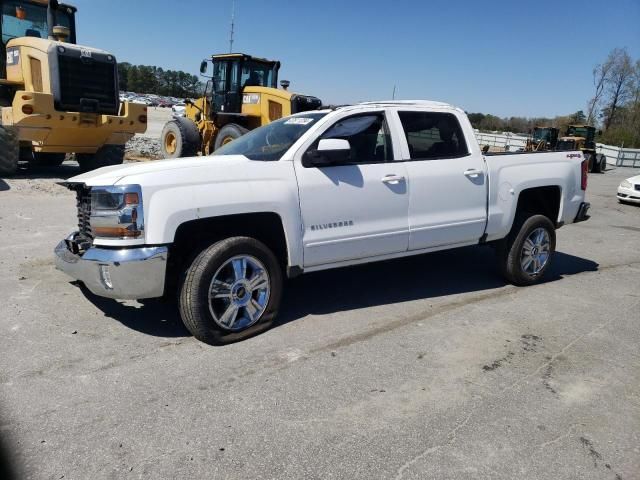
1, 0, 74, 46
566, 126, 589, 138
241, 60, 276, 88
213, 112, 327, 161
533, 128, 550, 142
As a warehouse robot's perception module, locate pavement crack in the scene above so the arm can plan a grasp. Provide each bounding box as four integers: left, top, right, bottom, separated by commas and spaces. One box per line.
394, 408, 476, 480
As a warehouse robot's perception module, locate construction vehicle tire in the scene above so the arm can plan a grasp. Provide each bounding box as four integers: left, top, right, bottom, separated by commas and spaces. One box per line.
77, 145, 125, 173
214, 123, 248, 151
161, 118, 200, 159
0, 126, 19, 176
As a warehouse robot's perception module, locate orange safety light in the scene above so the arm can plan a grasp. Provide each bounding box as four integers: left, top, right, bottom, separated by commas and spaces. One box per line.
16, 6, 27, 20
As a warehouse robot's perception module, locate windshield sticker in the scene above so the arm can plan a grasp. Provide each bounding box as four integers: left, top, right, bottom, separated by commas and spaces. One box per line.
285, 118, 314, 125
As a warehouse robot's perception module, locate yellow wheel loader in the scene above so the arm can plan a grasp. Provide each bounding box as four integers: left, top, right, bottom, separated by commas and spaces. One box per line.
556, 125, 607, 173
161, 53, 322, 158
0, 0, 147, 175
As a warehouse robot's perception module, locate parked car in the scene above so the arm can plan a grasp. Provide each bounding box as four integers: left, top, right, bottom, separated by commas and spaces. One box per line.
172, 103, 186, 116
617, 175, 640, 204
54, 100, 590, 345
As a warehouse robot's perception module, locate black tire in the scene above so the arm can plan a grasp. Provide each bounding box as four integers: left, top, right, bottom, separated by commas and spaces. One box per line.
32, 152, 66, 167
77, 145, 125, 173
161, 117, 200, 158
497, 214, 556, 286
586, 153, 599, 173
0, 126, 19, 176
214, 123, 248, 151
179, 237, 283, 345
598, 154, 607, 173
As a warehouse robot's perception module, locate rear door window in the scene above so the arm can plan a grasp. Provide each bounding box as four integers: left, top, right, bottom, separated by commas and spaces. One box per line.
398, 111, 469, 160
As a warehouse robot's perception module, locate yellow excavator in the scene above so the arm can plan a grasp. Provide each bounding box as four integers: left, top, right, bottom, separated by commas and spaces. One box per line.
161, 53, 322, 158
0, 0, 147, 174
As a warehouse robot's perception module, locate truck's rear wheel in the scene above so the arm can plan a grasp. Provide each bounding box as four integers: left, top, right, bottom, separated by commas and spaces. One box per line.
0, 126, 19, 175
161, 118, 200, 158
179, 237, 283, 345
214, 124, 248, 151
32, 152, 66, 167
497, 214, 556, 286
77, 145, 125, 173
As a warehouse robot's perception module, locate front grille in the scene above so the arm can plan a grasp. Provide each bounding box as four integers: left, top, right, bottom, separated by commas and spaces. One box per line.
57, 52, 119, 115
76, 187, 93, 242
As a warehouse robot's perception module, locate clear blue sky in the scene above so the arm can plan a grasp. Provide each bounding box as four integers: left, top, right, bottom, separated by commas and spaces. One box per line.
70, 0, 639, 118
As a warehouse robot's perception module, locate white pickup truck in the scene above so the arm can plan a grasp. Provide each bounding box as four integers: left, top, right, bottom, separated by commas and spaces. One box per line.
55, 101, 591, 344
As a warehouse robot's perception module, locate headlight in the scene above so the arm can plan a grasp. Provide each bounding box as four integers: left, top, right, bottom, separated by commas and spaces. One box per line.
620, 180, 632, 189
90, 185, 144, 239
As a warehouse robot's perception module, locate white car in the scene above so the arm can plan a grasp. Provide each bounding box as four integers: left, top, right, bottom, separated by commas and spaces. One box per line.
172, 103, 186, 117
617, 175, 640, 204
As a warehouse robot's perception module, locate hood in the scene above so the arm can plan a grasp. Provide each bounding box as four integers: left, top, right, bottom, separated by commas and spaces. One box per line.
625, 175, 640, 185
68, 155, 255, 187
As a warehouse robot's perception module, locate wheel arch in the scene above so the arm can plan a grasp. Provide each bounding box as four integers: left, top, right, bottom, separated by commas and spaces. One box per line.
166, 211, 293, 293
514, 185, 562, 226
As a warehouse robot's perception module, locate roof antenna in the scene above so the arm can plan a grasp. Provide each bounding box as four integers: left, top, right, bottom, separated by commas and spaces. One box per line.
392, 85, 396, 100
229, 0, 236, 53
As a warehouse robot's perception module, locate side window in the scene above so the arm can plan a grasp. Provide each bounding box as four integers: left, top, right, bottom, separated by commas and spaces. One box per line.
398, 111, 469, 160
320, 114, 392, 164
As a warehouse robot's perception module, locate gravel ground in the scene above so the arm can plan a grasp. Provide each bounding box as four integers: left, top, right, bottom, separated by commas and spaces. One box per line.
0, 166, 639, 480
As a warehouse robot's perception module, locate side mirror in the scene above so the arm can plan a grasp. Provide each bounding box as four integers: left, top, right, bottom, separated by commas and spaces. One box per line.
303, 138, 351, 168
200, 60, 208, 75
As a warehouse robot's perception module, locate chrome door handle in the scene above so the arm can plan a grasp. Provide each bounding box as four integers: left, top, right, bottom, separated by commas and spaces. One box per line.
382, 174, 405, 184
464, 169, 483, 177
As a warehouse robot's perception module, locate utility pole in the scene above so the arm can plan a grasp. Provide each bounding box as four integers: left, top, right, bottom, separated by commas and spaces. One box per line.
392, 85, 396, 100
229, 0, 236, 53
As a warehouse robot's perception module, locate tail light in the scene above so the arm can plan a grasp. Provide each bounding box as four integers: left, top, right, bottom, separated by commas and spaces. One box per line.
581, 158, 588, 190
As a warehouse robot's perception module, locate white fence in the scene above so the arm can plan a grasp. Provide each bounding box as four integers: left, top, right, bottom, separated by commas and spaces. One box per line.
474, 132, 528, 152
595, 144, 640, 168
474, 131, 640, 167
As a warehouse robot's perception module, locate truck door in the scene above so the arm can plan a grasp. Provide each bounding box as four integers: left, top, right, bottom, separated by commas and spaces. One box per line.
395, 109, 487, 250
294, 112, 410, 268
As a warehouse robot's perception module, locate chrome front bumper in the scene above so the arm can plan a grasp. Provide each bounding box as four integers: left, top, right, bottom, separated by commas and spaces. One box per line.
54, 233, 168, 300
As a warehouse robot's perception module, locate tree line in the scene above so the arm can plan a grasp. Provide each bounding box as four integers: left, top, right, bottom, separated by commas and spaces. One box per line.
469, 48, 640, 148
117, 63, 204, 99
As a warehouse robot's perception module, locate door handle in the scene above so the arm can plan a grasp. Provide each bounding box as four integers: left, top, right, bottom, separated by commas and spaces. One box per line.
464, 169, 483, 178
382, 174, 405, 184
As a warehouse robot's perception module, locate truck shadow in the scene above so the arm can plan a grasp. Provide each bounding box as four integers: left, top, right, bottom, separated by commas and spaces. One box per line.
75, 283, 189, 338
274, 247, 599, 328
76, 246, 598, 340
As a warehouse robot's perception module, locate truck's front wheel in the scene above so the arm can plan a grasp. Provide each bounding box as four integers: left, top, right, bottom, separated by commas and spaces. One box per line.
179, 237, 283, 345
497, 214, 556, 286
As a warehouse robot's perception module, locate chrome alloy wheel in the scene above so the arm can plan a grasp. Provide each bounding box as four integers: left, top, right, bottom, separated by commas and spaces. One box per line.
521, 227, 551, 275
208, 255, 270, 331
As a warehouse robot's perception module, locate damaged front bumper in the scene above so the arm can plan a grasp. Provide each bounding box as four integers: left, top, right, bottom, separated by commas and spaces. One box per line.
54, 233, 168, 300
